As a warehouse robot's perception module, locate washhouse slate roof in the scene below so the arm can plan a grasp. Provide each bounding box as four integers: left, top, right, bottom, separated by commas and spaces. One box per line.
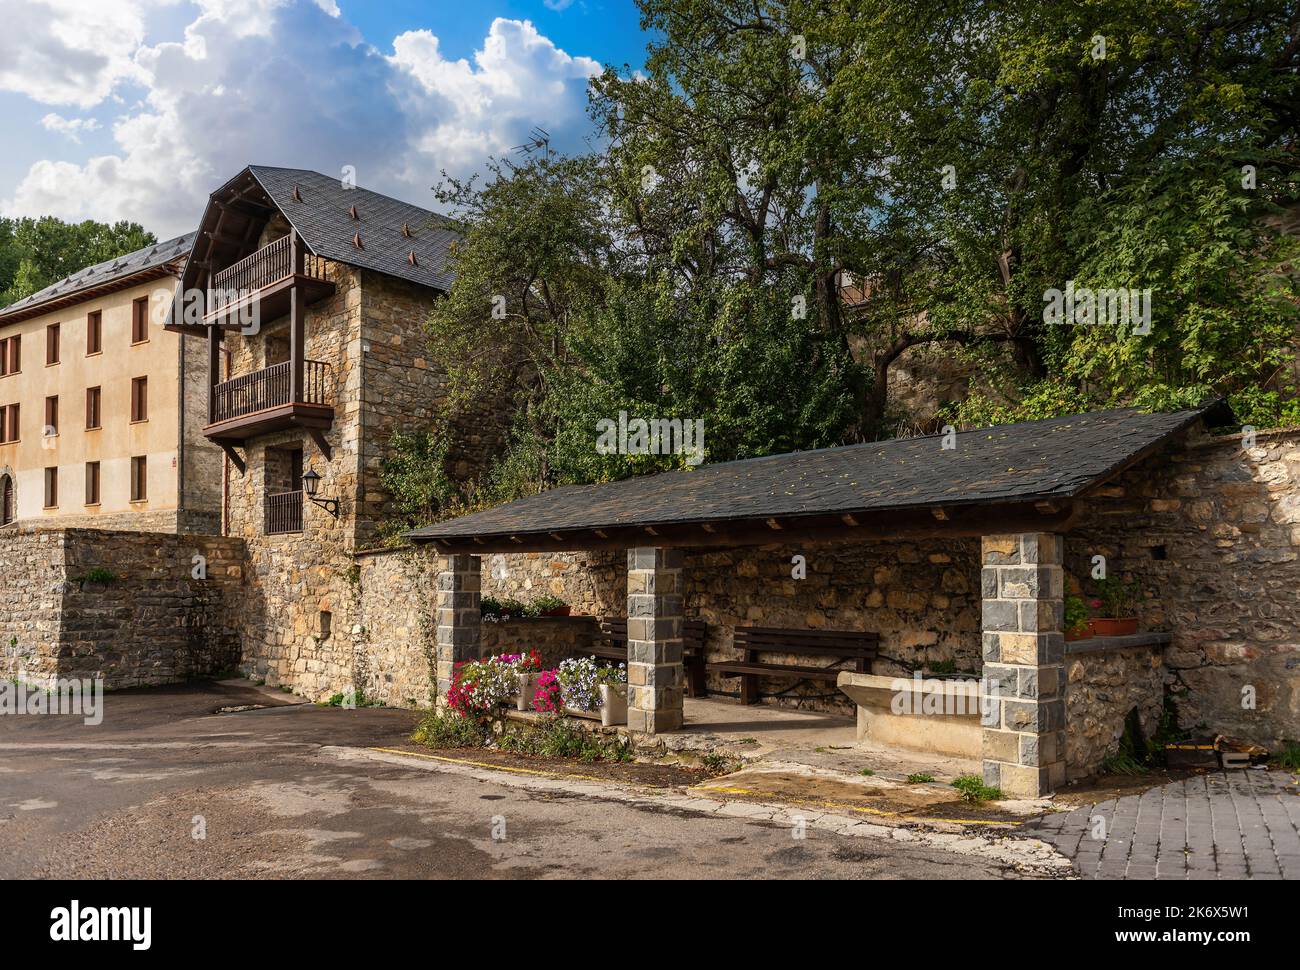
408, 406, 1218, 547
246, 166, 459, 292
0, 232, 197, 325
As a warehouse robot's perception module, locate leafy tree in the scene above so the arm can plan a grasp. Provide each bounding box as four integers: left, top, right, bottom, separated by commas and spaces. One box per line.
0, 216, 155, 307
384, 0, 1300, 533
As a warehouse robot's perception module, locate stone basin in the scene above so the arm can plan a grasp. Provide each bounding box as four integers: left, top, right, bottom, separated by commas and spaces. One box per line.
836, 671, 983, 759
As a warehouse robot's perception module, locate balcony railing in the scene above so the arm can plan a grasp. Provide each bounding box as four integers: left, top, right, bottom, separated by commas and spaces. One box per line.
211, 359, 331, 423
265, 490, 304, 535
208, 235, 329, 315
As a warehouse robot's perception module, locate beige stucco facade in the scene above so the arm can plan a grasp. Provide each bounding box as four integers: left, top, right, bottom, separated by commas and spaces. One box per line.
0, 276, 220, 532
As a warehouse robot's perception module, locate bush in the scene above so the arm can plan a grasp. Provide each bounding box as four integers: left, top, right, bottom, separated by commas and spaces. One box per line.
412, 711, 490, 748
952, 774, 1004, 802
906, 772, 935, 784
497, 717, 632, 763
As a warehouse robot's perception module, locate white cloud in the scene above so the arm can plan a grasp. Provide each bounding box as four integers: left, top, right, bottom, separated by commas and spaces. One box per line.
0, 0, 152, 108
40, 113, 103, 143
389, 18, 601, 175
2, 3, 604, 237
544, 0, 577, 11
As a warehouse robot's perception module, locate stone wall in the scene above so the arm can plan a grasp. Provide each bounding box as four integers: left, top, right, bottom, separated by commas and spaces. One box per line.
1065, 642, 1166, 779
351, 546, 438, 707
0, 528, 67, 684
178, 330, 224, 532
473, 540, 982, 715
356, 272, 446, 546
227, 262, 366, 698
1071, 427, 1300, 749
0, 527, 244, 688
481, 616, 599, 669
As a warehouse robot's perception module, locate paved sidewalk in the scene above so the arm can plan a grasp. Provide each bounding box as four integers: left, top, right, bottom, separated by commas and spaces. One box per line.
1025, 771, 1300, 880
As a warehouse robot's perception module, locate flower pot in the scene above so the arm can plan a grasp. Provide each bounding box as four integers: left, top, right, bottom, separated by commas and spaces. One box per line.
1091, 617, 1138, 637
514, 672, 538, 711
1064, 620, 1095, 642
563, 685, 628, 727
541, 606, 571, 617
599, 683, 627, 728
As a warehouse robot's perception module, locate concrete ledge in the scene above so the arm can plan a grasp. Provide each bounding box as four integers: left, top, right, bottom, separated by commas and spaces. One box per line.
1064, 632, 1171, 656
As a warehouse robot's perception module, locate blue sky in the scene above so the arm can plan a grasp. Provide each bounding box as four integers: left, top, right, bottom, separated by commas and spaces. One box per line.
0, 0, 650, 238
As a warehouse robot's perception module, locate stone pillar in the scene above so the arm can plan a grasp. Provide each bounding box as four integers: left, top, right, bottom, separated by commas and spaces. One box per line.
980, 533, 1066, 798
626, 547, 685, 733
435, 554, 481, 703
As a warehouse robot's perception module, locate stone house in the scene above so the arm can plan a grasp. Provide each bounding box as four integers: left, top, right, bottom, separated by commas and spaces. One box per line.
159, 165, 511, 699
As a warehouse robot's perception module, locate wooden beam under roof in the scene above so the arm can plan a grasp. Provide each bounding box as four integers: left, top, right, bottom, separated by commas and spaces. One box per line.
417, 501, 1081, 554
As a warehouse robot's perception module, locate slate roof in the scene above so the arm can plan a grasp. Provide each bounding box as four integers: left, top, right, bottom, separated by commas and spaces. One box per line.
246, 166, 458, 292
0, 232, 196, 324
408, 406, 1215, 544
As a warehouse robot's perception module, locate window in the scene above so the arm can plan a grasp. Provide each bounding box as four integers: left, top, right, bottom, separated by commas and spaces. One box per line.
0, 334, 19, 375
44, 396, 58, 436
85, 387, 101, 430
0, 403, 19, 443
131, 297, 149, 344
130, 376, 148, 422
319, 611, 332, 640
130, 456, 147, 502
46, 324, 60, 365
85, 462, 100, 506
43, 467, 57, 509
86, 311, 102, 355
1, 474, 12, 525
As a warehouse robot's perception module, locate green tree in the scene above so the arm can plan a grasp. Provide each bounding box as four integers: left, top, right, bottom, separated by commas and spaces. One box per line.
385, 0, 1300, 535
0, 216, 155, 307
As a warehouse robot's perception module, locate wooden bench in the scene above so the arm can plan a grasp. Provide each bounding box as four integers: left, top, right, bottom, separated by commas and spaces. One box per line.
708, 627, 879, 705
591, 617, 709, 698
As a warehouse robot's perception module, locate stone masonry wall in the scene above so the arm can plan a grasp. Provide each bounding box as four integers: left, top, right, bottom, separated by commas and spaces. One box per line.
481, 616, 599, 669
1065, 642, 1166, 779
0, 528, 68, 684
1071, 427, 1300, 749
0, 527, 244, 688
228, 262, 364, 698
179, 330, 224, 532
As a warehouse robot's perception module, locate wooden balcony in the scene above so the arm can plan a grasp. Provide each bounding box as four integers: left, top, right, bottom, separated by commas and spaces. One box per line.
205, 234, 334, 328
265, 490, 304, 535
204, 359, 333, 441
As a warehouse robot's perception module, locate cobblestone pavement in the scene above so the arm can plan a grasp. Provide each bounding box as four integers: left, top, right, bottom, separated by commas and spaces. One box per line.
1025, 771, 1300, 880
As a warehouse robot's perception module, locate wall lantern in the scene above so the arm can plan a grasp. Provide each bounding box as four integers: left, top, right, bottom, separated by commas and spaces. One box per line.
301, 468, 339, 518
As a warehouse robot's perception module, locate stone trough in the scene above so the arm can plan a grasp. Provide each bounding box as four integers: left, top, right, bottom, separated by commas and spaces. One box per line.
837, 671, 983, 759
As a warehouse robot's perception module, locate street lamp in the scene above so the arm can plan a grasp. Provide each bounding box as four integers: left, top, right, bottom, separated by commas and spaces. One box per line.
301, 468, 339, 518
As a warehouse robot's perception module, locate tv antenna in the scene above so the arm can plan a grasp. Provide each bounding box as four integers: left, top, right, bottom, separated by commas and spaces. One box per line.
513, 127, 553, 160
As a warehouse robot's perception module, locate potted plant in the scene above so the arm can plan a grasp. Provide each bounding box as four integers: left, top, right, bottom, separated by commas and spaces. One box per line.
530, 593, 571, 618
532, 669, 563, 713
1064, 594, 1094, 641
445, 657, 516, 719
556, 657, 629, 726
1090, 577, 1141, 636
497, 650, 543, 711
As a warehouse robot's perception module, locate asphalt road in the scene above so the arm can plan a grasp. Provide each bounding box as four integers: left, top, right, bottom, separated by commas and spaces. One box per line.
0, 681, 1023, 879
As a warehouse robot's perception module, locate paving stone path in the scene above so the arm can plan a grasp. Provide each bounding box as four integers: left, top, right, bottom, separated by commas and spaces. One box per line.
1025, 771, 1300, 880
